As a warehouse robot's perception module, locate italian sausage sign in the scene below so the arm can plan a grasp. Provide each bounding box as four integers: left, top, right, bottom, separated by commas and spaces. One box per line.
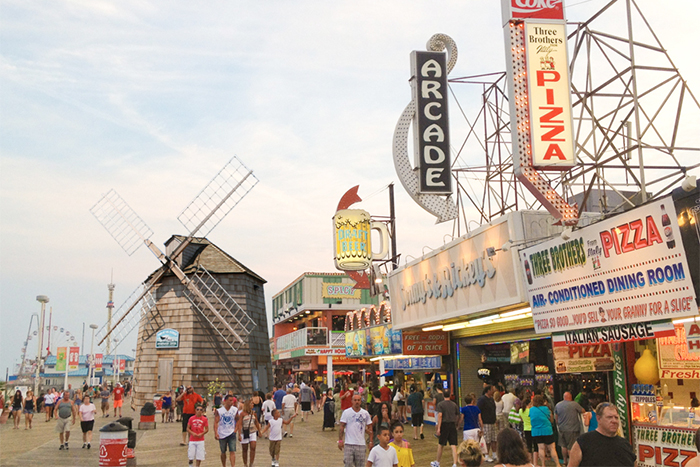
522, 196, 698, 333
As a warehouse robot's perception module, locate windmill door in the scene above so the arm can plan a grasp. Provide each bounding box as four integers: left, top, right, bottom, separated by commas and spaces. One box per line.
157, 358, 173, 392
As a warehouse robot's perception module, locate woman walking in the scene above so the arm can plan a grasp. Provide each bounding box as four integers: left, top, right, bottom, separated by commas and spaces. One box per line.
333, 388, 342, 425
11, 390, 23, 429
529, 395, 561, 467
322, 388, 335, 431
44, 388, 56, 422
23, 390, 36, 429
240, 400, 261, 467
252, 391, 263, 424
495, 427, 533, 467
394, 386, 407, 423
79, 395, 97, 449
372, 402, 393, 446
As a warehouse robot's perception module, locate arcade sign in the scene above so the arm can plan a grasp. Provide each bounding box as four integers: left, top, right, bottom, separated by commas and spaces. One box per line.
410, 50, 451, 194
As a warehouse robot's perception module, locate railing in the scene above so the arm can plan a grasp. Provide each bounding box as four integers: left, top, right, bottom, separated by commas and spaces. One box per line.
275, 327, 329, 353
330, 331, 345, 347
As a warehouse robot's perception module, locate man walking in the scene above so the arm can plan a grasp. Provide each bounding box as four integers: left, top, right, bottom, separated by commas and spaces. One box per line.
406, 385, 424, 440
187, 405, 209, 467
431, 390, 462, 467
554, 391, 584, 466
338, 394, 373, 467
54, 391, 77, 450
100, 385, 111, 418
476, 385, 497, 462
281, 388, 297, 437
214, 395, 240, 467
178, 386, 204, 446
273, 386, 286, 411
113, 382, 124, 418
299, 382, 314, 422
567, 403, 636, 467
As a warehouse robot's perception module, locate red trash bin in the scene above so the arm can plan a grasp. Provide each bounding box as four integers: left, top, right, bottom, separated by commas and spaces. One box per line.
99, 421, 128, 467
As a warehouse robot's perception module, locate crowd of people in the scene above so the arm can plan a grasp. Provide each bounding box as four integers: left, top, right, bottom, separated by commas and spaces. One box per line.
6, 376, 700, 467
2, 379, 132, 451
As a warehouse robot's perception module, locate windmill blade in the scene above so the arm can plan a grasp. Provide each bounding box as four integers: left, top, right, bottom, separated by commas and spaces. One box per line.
96, 282, 158, 349
90, 189, 155, 256
177, 156, 259, 239
181, 267, 256, 351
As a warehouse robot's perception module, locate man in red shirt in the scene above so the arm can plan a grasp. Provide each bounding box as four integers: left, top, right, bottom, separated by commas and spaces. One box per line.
113, 383, 125, 418
379, 381, 392, 403
177, 386, 204, 446
187, 405, 209, 467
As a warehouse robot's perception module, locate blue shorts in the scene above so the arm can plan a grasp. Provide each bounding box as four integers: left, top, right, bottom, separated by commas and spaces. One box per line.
219, 433, 237, 453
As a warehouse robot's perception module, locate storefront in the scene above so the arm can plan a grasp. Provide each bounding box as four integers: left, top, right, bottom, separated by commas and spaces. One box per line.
387, 210, 579, 401
518, 194, 699, 466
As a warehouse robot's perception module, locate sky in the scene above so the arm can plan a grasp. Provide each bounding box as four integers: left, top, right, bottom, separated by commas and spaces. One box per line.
1, 0, 699, 379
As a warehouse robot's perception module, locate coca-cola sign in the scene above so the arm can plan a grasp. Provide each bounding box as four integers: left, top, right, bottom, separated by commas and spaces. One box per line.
508, 0, 564, 20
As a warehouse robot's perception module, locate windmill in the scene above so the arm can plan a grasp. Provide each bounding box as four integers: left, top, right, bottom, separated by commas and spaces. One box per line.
91, 157, 271, 397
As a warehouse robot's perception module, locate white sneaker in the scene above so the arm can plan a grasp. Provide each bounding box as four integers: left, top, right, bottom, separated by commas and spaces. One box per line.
431, 462, 441, 467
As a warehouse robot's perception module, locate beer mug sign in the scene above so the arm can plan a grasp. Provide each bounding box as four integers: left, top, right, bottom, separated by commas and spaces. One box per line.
333, 209, 389, 271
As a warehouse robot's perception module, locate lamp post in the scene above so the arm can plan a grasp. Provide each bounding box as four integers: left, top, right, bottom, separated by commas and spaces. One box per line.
34, 295, 49, 395
89, 324, 98, 385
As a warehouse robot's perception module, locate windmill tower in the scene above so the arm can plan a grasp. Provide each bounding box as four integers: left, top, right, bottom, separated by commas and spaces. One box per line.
90, 157, 272, 405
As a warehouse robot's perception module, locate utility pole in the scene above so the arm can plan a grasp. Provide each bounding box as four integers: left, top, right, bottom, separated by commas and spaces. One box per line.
35, 295, 49, 395
106, 273, 115, 355
388, 183, 398, 270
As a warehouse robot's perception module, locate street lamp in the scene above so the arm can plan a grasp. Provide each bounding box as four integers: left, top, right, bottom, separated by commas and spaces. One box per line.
89, 324, 98, 385
34, 295, 49, 396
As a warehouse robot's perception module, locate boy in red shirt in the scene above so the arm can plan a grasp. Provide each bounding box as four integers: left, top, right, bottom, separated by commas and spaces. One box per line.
187, 405, 209, 467
113, 383, 125, 418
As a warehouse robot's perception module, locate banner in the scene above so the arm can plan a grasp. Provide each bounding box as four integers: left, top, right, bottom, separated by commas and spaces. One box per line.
56, 347, 67, 372
383, 356, 442, 371
612, 343, 630, 439
94, 353, 103, 372
522, 196, 698, 334
657, 324, 700, 378
402, 331, 449, 355
68, 346, 80, 371
553, 343, 614, 374
634, 425, 698, 467
510, 342, 530, 364
552, 321, 675, 346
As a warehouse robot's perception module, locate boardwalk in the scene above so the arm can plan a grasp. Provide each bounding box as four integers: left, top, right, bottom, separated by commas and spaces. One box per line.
0, 406, 560, 466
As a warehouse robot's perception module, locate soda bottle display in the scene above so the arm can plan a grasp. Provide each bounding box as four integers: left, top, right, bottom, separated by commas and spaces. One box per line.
660, 204, 676, 249
524, 259, 533, 285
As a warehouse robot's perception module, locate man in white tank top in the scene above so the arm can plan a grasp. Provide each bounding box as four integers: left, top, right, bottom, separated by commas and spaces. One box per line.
214, 395, 240, 467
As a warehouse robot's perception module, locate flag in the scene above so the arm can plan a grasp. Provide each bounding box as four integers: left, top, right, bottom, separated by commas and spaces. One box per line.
56, 347, 67, 372
95, 353, 103, 372
68, 346, 80, 371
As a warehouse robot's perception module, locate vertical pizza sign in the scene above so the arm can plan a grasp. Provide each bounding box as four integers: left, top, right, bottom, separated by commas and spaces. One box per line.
525, 22, 575, 168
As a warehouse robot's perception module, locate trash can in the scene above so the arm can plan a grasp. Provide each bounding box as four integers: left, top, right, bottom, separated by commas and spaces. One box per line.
99, 422, 128, 467
138, 402, 157, 430
117, 417, 133, 431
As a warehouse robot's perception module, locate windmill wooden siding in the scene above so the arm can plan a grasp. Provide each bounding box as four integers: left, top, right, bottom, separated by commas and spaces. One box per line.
133, 237, 272, 407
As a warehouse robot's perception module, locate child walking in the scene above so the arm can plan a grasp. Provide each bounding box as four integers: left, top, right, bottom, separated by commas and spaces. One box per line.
389, 422, 415, 467
366, 425, 398, 467
261, 409, 296, 467
187, 405, 209, 467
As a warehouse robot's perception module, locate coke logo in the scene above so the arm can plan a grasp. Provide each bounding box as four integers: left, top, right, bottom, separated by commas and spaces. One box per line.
514, 0, 560, 8
510, 0, 564, 19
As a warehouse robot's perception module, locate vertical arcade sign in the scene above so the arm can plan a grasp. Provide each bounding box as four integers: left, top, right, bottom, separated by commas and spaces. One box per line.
501, 0, 578, 225
410, 51, 451, 194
